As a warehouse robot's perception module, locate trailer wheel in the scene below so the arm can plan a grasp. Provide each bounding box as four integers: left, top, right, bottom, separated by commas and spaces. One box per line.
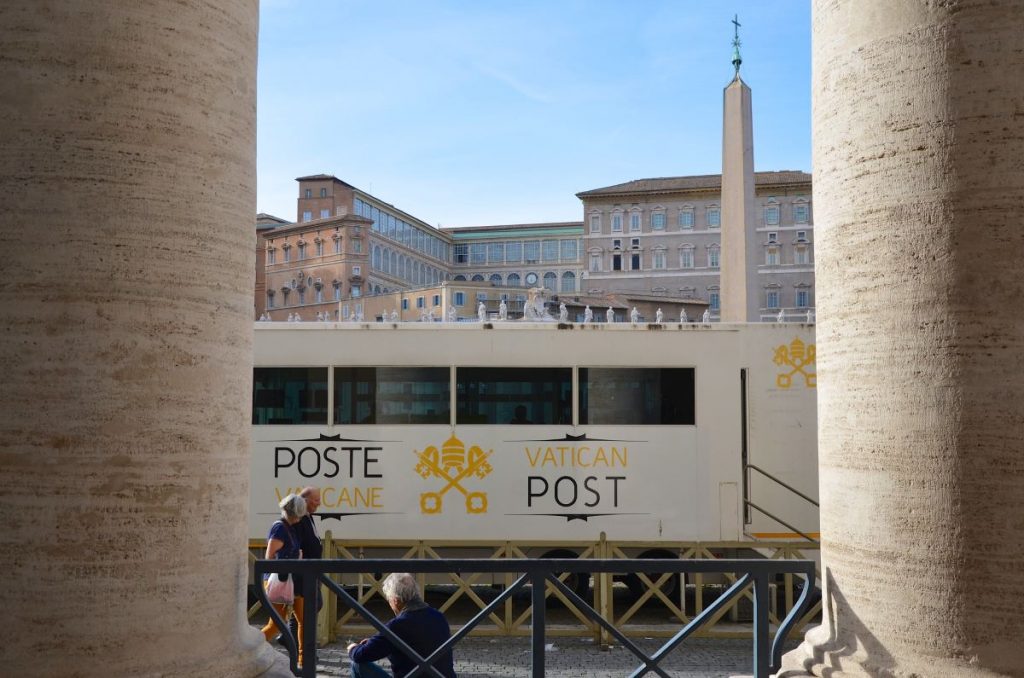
625, 549, 682, 602
540, 549, 590, 603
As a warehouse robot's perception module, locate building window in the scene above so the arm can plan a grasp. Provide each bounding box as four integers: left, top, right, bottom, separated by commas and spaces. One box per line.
470, 244, 486, 264
334, 238, 341, 254
453, 243, 468, 264
611, 214, 623, 232
612, 239, 622, 249
766, 246, 780, 266
680, 248, 694, 268
298, 289, 305, 305
489, 273, 502, 285
765, 204, 780, 226
416, 296, 425, 309
543, 272, 557, 290
710, 292, 720, 310
590, 253, 601, 272
542, 240, 559, 262
794, 203, 809, 223
630, 238, 640, 249
796, 230, 808, 242
767, 290, 780, 309
561, 271, 575, 292
302, 210, 312, 222
653, 250, 666, 269
678, 210, 694, 229
631, 253, 641, 270
506, 241, 522, 262
267, 292, 274, 309
315, 240, 323, 256
373, 247, 381, 270
316, 287, 324, 303
651, 212, 666, 230
352, 284, 361, 297
507, 272, 521, 287
304, 189, 312, 199
401, 298, 409, 310
353, 240, 361, 254
320, 187, 327, 198
795, 246, 810, 265
612, 253, 622, 271
454, 291, 466, 306
487, 242, 504, 263
797, 289, 810, 307
334, 284, 341, 301
267, 249, 276, 265
283, 247, 291, 263
560, 240, 576, 261
320, 209, 330, 219
297, 243, 306, 260
590, 214, 601, 233
432, 294, 440, 306
353, 265, 361, 276
707, 208, 720, 228
524, 240, 540, 262
709, 247, 720, 268
629, 212, 641, 232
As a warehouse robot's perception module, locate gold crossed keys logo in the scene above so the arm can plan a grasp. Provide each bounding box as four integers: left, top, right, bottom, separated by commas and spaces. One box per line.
773, 337, 817, 389
414, 435, 492, 514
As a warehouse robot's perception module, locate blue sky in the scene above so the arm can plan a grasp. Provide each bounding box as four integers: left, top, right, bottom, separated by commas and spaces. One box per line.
257, 0, 811, 227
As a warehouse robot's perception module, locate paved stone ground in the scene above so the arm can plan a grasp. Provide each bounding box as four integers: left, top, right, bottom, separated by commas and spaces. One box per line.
271, 635, 796, 677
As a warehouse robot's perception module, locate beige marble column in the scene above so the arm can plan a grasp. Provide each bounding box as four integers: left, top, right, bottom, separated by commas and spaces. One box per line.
782, 1, 1024, 676
0, 2, 284, 675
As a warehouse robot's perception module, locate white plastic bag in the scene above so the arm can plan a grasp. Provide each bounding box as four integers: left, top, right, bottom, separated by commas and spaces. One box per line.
266, 573, 294, 605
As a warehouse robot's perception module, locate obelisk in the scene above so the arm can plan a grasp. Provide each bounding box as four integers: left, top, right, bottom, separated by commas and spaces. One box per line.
720, 16, 759, 322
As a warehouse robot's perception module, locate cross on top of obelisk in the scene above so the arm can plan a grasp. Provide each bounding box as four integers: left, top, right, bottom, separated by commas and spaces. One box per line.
731, 14, 742, 77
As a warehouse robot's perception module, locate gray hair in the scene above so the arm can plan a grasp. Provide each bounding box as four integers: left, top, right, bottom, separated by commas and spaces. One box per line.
278, 493, 307, 520
382, 573, 422, 608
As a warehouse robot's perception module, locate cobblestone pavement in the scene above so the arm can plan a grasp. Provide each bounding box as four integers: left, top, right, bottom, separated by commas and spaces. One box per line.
272, 635, 795, 677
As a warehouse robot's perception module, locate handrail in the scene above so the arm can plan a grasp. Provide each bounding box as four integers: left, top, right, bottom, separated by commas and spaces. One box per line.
255, 557, 816, 678
746, 463, 819, 507
745, 501, 819, 543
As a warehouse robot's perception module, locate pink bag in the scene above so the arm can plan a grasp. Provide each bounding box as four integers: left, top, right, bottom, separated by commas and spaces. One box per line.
265, 573, 294, 605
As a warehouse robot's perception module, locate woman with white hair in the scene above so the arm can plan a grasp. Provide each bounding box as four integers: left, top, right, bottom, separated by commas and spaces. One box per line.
347, 573, 456, 678
260, 493, 307, 666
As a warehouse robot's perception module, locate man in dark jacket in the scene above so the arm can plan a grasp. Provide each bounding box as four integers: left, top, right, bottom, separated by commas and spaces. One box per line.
285, 487, 323, 643
347, 573, 455, 678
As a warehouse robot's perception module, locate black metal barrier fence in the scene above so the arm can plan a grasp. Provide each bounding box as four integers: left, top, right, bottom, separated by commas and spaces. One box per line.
254, 558, 816, 678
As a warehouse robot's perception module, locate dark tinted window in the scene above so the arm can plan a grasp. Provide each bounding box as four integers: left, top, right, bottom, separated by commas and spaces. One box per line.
252, 368, 328, 425
456, 367, 571, 425
335, 367, 449, 425
579, 368, 695, 425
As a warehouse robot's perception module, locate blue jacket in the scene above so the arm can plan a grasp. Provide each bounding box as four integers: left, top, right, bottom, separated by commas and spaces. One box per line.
349, 604, 455, 678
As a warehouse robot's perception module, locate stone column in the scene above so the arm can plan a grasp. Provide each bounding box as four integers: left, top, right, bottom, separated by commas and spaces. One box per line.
0, 2, 283, 675
720, 76, 759, 322
783, 2, 1024, 676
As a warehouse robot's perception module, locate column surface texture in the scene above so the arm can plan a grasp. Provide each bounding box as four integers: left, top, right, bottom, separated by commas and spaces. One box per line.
783, 1, 1024, 676
0, 2, 280, 676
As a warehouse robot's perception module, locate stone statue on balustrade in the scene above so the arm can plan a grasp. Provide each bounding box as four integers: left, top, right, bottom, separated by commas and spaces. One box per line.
448, 307, 457, 323
558, 302, 568, 323
478, 301, 487, 322
702, 309, 710, 324
630, 307, 639, 324
655, 308, 663, 324
606, 307, 615, 323
679, 307, 688, 323
499, 299, 508, 321
583, 306, 593, 324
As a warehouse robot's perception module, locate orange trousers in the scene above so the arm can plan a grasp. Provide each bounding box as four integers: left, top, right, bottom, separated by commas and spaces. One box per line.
261, 593, 304, 666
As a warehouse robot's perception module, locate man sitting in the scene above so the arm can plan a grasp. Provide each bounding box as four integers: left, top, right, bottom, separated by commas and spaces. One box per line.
347, 573, 456, 678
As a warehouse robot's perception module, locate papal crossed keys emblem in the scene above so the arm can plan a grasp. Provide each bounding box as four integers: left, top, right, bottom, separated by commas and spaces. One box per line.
773, 337, 817, 389
414, 435, 492, 514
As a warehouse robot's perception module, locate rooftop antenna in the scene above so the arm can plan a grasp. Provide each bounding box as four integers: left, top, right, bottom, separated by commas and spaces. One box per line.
731, 14, 742, 78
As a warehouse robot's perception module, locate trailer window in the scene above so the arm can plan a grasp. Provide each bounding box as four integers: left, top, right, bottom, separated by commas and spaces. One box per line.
456, 367, 572, 425
579, 368, 695, 425
335, 367, 450, 425
252, 368, 328, 425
